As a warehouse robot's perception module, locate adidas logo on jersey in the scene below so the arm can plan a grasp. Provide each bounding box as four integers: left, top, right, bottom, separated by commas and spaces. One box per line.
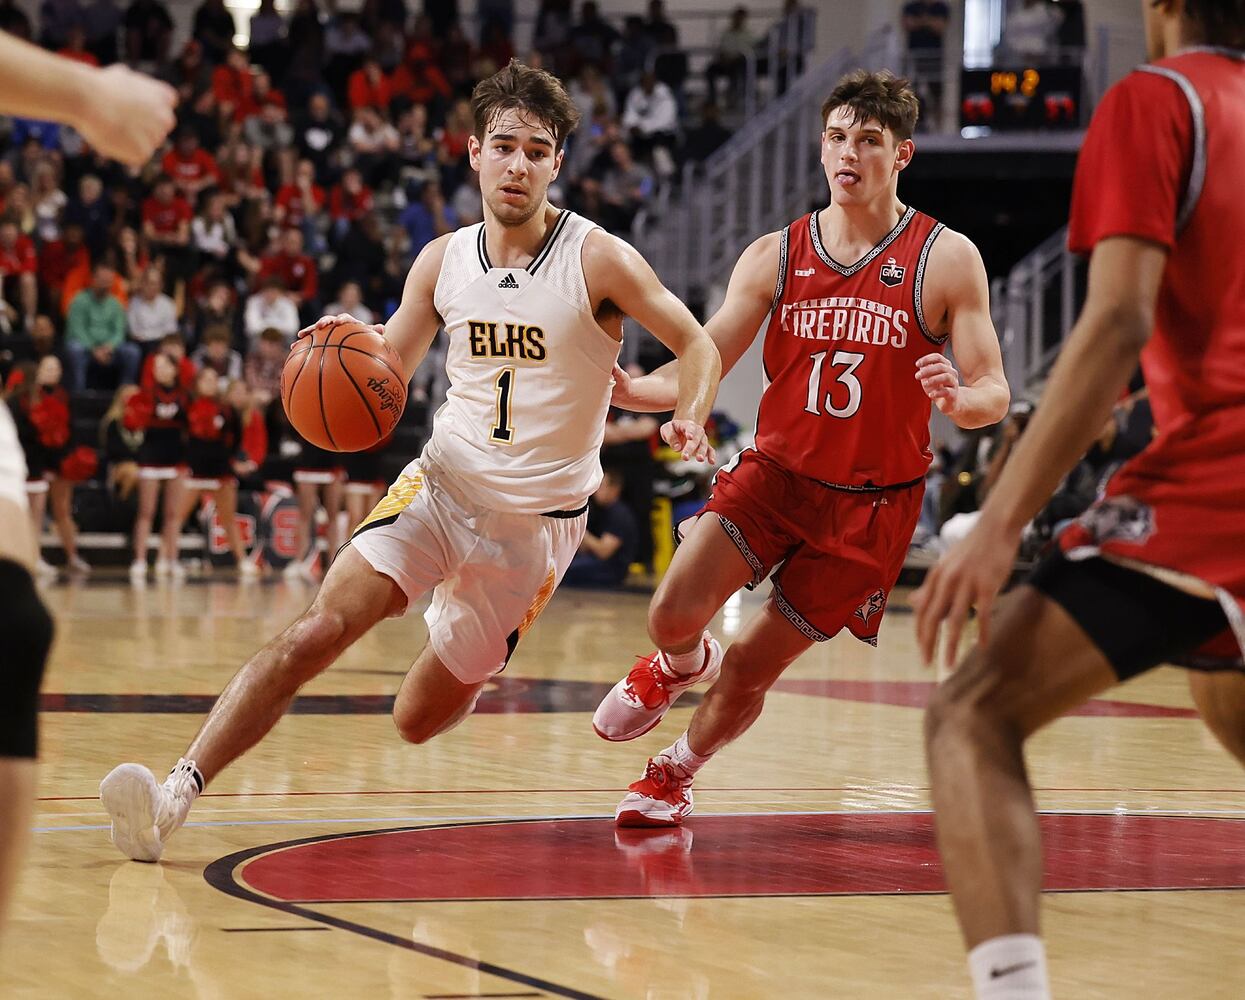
498, 272, 520, 289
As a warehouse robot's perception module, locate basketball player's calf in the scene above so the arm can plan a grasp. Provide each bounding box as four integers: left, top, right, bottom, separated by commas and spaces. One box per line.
391, 643, 487, 745
925, 558, 1233, 999
100, 547, 403, 862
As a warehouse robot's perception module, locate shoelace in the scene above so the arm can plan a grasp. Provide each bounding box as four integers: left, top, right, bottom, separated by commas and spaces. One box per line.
633, 758, 690, 804
622, 654, 675, 709
157, 761, 199, 831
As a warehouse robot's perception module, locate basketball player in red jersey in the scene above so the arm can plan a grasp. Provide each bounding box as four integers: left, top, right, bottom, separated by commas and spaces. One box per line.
914, 3, 1245, 997
593, 70, 1009, 824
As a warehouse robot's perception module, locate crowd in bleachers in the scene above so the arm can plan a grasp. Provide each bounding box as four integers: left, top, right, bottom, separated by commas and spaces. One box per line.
2, 0, 796, 584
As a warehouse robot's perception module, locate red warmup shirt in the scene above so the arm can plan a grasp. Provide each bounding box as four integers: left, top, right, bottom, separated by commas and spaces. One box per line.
1060, 48, 1245, 663
329, 184, 374, 222
755, 206, 946, 488
142, 195, 193, 235
162, 148, 221, 189
258, 252, 318, 300
0, 234, 37, 274
348, 68, 393, 111
275, 183, 326, 226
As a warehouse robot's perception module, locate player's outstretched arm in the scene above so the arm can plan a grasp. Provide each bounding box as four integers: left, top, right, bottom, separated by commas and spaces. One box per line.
0, 31, 176, 167
584, 231, 721, 459
606, 231, 780, 413
298, 235, 450, 380
912, 235, 1165, 669
915, 230, 1010, 429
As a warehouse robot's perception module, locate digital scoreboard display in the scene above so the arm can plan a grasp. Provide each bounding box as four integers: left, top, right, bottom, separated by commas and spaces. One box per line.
960, 66, 1083, 130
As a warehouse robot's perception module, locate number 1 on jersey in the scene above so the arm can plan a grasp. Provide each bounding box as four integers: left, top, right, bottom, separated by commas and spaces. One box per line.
804, 350, 864, 419
491, 367, 516, 444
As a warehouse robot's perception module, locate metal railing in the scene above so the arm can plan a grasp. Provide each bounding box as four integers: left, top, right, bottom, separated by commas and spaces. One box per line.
996, 224, 1085, 392
635, 26, 896, 305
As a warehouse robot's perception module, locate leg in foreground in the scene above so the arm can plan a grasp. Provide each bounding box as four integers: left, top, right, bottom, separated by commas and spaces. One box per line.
924, 586, 1118, 999
616, 600, 812, 827
100, 545, 405, 861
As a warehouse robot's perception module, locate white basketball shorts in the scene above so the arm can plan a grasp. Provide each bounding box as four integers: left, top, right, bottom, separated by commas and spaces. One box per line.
0, 404, 29, 510
349, 456, 587, 684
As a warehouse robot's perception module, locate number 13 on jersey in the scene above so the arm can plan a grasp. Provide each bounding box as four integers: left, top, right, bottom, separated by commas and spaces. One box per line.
805, 350, 864, 419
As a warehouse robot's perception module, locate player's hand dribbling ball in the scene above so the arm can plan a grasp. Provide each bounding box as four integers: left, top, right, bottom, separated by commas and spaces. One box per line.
281, 316, 407, 452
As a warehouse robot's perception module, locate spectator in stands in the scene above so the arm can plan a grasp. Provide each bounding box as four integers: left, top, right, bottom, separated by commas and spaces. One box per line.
622, 71, 679, 174
141, 176, 194, 296
40, 0, 83, 51
706, 6, 756, 108
450, 166, 483, 226
249, 0, 286, 80
274, 158, 326, 236
245, 276, 300, 344
644, 0, 678, 47
127, 266, 178, 352
64, 173, 110, 260
162, 129, 220, 200
64, 261, 140, 390
599, 139, 652, 232
563, 467, 637, 587
439, 20, 478, 96
391, 40, 451, 114
324, 279, 374, 326
437, 96, 473, 190
82, 0, 122, 63
123, 0, 173, 66
478, 15, 515, 74
30, 164, 67, 245
348, 104, 401, 186
38, 222, 89, 318
285, 0, 325, 103
332, 211, 388, 305
295, 91, 344, 176
0, 220, 38, 330
396, 102, 438, 179
534, 0, 574, 70
244, 97, 295, 152
191, 279, 237, 345
328, 167, 374, 239
1000, 0, 1062, 61
243, 325, 285, 404
109, 226, 147, 296
682, 101, 732, 164
347, 55, 392, 112
324, 12, 373, 98
569, 64, 616, 125
191, 323, 243, 382
399, 180, 454, 257
139, 332, 196, 390
570, 2, 620, 73
100, 383, 141, 501
192, 191, 239, 279
58, 25, 99, 67
257, 227, 317, 310
192, 0, 236, 65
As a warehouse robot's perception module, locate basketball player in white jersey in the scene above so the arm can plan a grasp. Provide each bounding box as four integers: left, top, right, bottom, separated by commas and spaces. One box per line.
99, 60, 721, 862
0, 31, 175, 930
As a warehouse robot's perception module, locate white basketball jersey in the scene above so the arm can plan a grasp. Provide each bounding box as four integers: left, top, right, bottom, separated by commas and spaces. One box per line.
425, 211, 621, 514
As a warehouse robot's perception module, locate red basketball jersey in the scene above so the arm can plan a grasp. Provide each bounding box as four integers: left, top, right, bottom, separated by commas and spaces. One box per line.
754, 207, 946, 488
1060, 49, 1245, 661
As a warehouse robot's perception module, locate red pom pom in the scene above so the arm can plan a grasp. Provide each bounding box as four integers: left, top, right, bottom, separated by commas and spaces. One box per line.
188, 398, 224, 440
123, 392, 154, 430
59, 445, 99, 482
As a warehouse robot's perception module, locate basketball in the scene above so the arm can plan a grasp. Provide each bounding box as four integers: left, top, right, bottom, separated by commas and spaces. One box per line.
280, 321, 407, 452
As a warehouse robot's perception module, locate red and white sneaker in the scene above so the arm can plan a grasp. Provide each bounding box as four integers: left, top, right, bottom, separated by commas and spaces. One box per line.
593, 631, 723, 742
615, 756, 695, 828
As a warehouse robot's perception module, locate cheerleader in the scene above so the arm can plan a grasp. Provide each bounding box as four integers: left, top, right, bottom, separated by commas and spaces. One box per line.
99, 384, 142, 501
8, 357, 90, 577
285, 422, 345, 582
342, 430, 393, 538
127, 351, 189, 580
177, 367, 258, 575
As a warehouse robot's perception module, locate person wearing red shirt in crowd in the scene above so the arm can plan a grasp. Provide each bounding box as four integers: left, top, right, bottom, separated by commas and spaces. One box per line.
257, 227, 317, 308
274, 158, 326, 230
392, 41, 451, 110
212, 47, 257, 124
347, 55, 392, 112
141, 175, 194, 292
176, 366, 258, 575
57, 25, 99, 67
37, 221, 89, 319
251, 70, 286, 116
8, 355, 89, 576
915, 5, 1245, 997
161, 130, 221, 199
0, 219, 38, 327
126, 350, 191, 581
328, 166, 373, 238
139, 333, 197, 392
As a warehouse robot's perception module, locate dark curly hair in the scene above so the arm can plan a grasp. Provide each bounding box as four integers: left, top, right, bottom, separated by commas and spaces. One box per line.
820, 69, 920, 141
471, 59, 582, 153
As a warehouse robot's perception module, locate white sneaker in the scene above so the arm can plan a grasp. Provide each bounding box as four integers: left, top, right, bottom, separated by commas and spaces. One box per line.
34, 558, 58, 580
238, 558, 260, 578
615, 755, 695, 828
168, 561, 186, 581
593, 632, 723, 742
129, 559, 147, 582
100, 759, 201, 862
154, 558, 171, 578
67, 555, 91, 576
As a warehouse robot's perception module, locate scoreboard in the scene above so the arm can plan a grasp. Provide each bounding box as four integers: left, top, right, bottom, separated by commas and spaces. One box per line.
960, 66, 1082, 130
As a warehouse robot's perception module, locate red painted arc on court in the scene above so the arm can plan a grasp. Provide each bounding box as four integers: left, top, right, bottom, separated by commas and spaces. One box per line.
238, 813, 1245, 903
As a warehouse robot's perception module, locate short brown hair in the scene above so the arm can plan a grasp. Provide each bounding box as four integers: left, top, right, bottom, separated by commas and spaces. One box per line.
821, 70, 919, 141
471, 59, 581, 152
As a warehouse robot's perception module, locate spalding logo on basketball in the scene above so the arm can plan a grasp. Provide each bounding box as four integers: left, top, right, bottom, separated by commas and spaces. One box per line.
281, 320, 407, 452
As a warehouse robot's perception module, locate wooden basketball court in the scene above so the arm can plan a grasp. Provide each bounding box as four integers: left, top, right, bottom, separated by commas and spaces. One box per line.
4, 573, 1244, 998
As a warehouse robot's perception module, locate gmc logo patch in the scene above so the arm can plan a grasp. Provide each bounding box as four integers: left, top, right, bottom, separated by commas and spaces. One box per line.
879, 259, 906, 288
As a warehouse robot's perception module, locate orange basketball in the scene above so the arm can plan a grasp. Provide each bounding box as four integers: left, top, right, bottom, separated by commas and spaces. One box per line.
280, 321, 407, 452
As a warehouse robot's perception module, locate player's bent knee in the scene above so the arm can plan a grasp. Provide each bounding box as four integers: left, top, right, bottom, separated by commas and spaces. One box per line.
0, 559, 55, 759
925, 651, 1030, 749
647, 590, 711, 649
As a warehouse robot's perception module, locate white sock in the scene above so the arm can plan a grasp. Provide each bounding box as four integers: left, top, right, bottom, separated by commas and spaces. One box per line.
661, 733, 712, 776
968, 934, 1050, 999
663, 637, 706, 678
